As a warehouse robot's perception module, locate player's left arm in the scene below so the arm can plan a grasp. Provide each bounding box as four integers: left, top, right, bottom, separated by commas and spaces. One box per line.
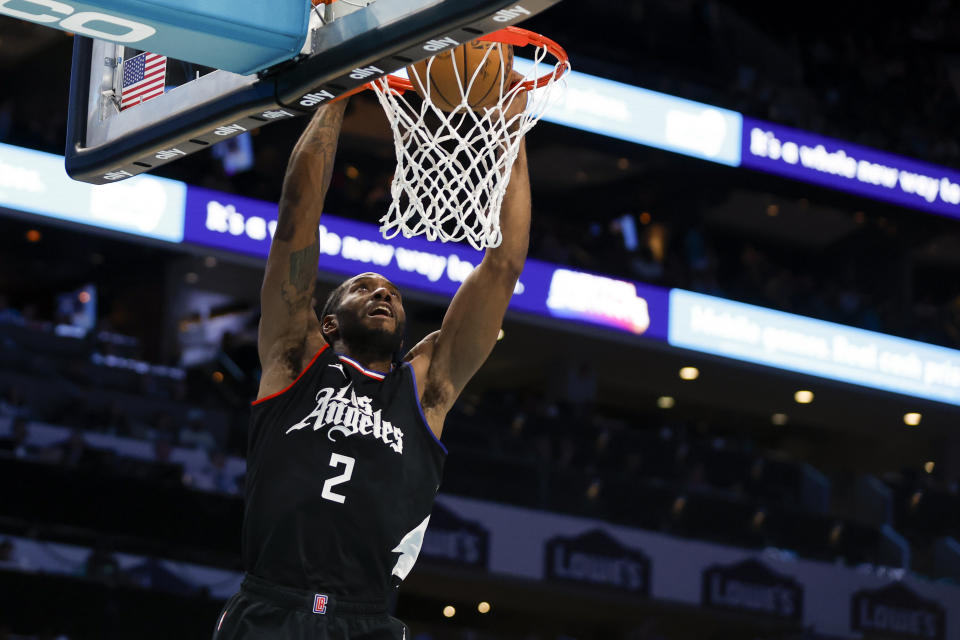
415, 92, 531, 435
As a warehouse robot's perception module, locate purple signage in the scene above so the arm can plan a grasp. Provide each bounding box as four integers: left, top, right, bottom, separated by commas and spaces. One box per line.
182, 186, 670, 341
741, 117, 960, 220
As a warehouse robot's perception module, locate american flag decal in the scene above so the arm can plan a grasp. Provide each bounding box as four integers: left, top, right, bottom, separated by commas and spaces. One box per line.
121, 52, 166, 111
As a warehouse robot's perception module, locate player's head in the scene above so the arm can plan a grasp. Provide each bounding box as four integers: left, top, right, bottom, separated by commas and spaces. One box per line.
317, 273, 406, 358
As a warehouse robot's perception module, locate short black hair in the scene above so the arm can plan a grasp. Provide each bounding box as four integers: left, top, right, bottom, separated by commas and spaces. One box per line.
316, 278, 352, 340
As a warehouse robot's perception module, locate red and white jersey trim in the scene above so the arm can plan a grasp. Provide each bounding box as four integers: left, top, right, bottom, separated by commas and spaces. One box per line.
338, 355, 387, 380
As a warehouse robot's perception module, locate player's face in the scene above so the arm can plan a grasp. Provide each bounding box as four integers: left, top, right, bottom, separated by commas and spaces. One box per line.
334, 273, 406, 355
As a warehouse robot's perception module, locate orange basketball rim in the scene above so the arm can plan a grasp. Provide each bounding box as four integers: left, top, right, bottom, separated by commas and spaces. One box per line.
380, 26, 569, 95
365, 24, 571, 250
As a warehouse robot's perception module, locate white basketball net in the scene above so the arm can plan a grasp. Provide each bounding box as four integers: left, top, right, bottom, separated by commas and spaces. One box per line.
371, 40, 569, 250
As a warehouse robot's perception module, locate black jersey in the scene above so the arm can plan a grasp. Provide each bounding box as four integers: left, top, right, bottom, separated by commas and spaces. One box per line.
242, 343, 446, 599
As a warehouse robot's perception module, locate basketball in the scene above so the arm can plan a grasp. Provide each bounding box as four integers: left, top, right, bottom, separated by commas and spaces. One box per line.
408, 40, 514, 112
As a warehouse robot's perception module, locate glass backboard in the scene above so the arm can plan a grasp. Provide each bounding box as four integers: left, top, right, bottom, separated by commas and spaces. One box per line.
65, 0, 561, 184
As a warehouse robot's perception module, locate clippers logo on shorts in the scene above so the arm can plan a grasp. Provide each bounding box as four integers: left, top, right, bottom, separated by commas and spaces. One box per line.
285, 382, 404, 454
313, 594, 328, 615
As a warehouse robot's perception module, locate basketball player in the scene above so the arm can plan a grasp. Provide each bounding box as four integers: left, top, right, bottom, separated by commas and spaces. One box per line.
213, 84, 530, 638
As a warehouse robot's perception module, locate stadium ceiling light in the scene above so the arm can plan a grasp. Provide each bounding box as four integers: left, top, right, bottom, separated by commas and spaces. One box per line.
442, 605, 456, 618
25, 229, 41, 243
904, 412, 922, 427
671, 496, 686, 515
478, 602, 491, 614
771, 413, 788, 426
679, 366, 699, 380
910, 491, 923, 509
657, 396, 675, 409
828, 524, 844, 545
794, 390, 814, 404
924, 461, 935, 474
585, 480, 601, 500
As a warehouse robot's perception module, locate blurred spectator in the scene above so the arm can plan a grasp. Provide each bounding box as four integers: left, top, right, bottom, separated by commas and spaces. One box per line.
534, 434, 553, 464
178, 412, 217, 451
125, 557, 198, 595
555, 435, 577, 470
190, 449, 239, 494
20, 304, 46, 330
559, 361, 598, 419
50, 393, 88, 430
0, 417, 38, 460
125, 412, 156, 441
153, 435, 175, 465
630, 245, 664, 281
139, 373, 169, 400
150, 436, 188, 486
0, 295, 23, 325
153, 412, 178, 443
0, 538, 32, 572
0, 385, 32, 420
94, 400, 131, 437
82, 542, 124, 586
944, 295, 960, 345
48, 429, 102, 469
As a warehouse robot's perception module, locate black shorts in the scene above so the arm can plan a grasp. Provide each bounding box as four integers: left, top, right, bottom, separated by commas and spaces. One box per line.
212, 574, 408, 640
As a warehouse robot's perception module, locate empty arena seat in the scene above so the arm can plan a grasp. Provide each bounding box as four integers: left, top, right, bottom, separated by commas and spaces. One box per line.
442, 450, 541, 507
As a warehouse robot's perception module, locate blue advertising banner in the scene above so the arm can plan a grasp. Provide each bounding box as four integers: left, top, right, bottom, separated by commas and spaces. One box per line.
0, 142, 185, 242
668, 289, 960, 406
6, 140, 959, 403
182, 186, 671, 341
514, 58, 743, 167
741, 117, 960, 221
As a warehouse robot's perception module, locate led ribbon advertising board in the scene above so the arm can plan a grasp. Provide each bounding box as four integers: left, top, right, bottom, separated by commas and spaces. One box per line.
182, 186, 672, 341
741, 117, 960, 221
5, 140, 960, 405
514, 58, 743, 167
515, 63, 960, 220
0, 143, 185, 242
669, 289, 960, 406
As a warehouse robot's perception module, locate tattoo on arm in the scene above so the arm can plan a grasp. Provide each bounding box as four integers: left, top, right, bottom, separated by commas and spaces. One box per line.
279, 238, 319, 313
276, 102, 348, 241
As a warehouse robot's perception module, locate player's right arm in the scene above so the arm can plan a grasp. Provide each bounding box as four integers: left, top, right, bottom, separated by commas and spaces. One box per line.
257, 101, 347, 393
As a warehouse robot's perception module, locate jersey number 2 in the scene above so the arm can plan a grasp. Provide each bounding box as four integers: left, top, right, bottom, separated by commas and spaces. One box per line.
321, 453, 355, 504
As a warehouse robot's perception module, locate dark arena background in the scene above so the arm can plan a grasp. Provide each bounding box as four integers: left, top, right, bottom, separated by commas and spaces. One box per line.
2, 2, 960, 639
